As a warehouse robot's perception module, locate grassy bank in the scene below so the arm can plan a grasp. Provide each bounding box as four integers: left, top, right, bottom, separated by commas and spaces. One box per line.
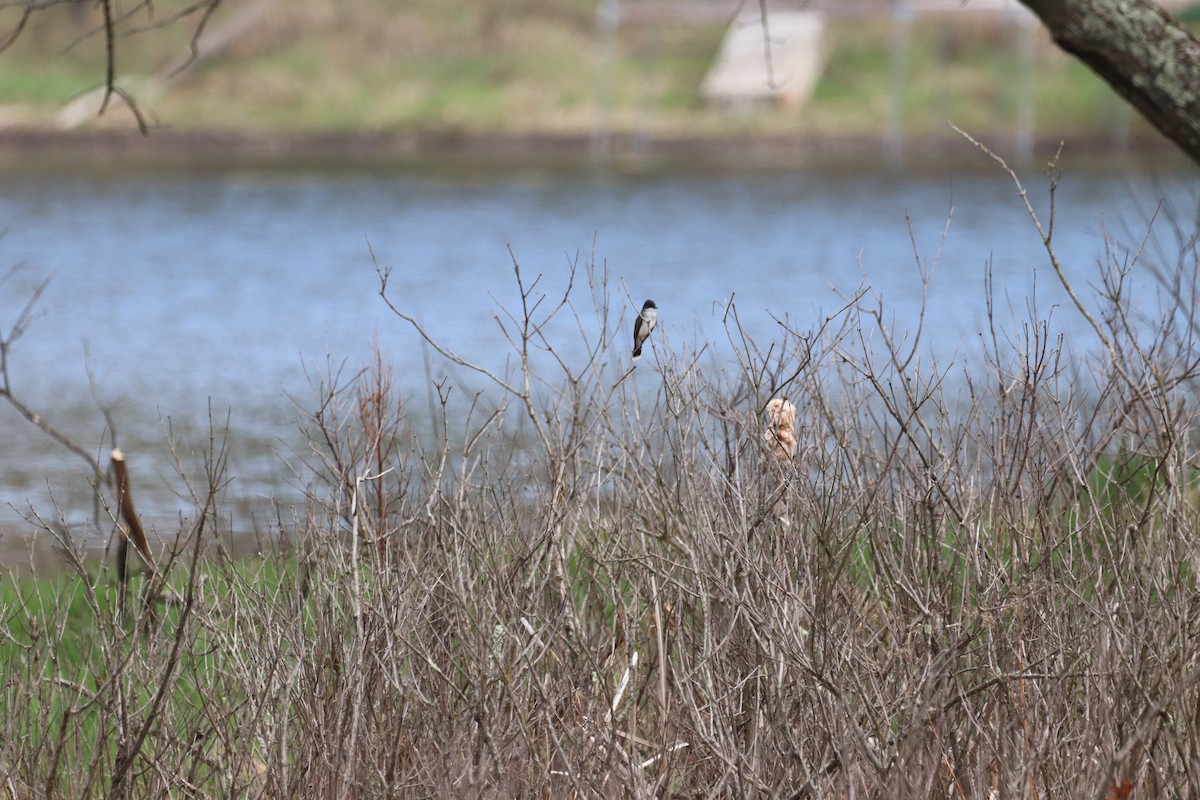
3, 157, 1200, 796
0, 0, 1165, 148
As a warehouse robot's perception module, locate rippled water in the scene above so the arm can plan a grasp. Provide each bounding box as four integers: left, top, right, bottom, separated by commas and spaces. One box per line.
0, 157, 1194, 552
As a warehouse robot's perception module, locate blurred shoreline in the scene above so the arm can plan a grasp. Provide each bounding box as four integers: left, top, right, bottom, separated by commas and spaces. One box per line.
0, 126, 1187, 173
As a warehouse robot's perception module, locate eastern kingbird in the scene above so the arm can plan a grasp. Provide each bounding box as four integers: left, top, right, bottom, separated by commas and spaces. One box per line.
632, 299, 657, 361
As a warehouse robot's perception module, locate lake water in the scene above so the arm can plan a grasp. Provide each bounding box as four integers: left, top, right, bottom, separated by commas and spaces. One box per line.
0, 156, 1195, 554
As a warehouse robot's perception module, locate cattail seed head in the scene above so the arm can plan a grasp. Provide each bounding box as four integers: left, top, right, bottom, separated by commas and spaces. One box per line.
765, 398, 796, 462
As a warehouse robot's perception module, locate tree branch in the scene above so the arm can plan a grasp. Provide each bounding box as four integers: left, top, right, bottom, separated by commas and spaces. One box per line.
1019, 0, 1200, 165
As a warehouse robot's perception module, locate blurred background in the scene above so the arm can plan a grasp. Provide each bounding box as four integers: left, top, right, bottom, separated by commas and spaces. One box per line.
1, 0, 1198, 162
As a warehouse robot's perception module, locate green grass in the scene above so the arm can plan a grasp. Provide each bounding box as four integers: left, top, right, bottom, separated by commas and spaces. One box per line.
0, 550, 330, 797
0, 63, 94, 105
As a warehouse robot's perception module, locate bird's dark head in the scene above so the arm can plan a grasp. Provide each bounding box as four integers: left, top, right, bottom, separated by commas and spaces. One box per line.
642, 300, 657, 310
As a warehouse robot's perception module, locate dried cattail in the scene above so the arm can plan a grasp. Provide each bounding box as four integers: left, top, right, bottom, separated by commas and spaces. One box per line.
111, 448, 154, 568
764, 397, 796, 462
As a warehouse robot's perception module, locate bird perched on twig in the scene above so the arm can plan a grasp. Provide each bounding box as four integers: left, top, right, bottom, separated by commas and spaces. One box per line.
632, 299, 657, 361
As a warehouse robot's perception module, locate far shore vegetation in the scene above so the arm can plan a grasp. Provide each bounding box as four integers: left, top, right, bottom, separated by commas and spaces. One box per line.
0, 0, 1184, 148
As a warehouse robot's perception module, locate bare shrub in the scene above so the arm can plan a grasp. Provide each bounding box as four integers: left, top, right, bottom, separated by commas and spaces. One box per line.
3, 158, 1200, 798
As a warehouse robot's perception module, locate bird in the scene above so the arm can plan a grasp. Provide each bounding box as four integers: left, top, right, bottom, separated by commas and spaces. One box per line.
632, 299, 657, 361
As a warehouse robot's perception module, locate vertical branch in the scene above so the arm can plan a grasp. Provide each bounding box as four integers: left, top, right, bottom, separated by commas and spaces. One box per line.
356, 340, 398, 565
99, 0, 116, 114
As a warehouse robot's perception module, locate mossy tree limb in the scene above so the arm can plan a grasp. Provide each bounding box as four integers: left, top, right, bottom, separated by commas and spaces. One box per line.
1020, 0, 1200, 164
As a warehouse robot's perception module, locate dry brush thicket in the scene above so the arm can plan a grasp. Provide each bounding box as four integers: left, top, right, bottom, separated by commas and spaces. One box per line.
3, 162, 1200, 799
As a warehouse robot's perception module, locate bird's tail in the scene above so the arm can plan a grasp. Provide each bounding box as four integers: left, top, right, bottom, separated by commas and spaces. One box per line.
632, 345, 642, 360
